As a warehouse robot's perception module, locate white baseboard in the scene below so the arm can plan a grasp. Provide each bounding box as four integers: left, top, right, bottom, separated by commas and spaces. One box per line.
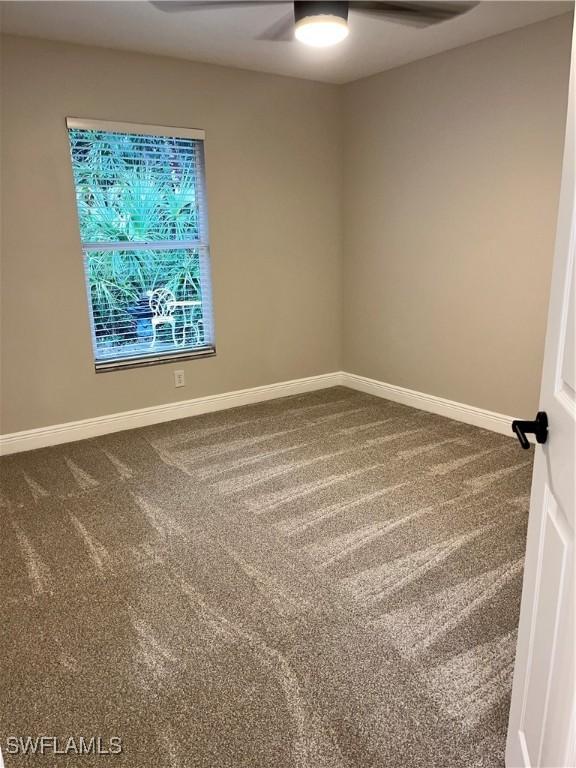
0, 372, 343, 455
0, 370, 520, 456
342, 372, 517, 438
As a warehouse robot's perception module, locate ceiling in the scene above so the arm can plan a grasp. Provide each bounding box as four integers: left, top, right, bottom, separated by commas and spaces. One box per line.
1, 1, 572, 84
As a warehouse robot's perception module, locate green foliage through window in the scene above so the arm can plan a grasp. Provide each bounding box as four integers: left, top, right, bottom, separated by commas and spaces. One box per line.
67, 124, 213, 366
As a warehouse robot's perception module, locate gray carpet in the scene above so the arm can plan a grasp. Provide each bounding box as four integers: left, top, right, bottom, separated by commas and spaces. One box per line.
0, 387, 533, 767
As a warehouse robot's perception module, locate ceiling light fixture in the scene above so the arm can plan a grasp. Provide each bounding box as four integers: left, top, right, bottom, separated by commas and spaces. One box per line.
294, 2, 349, 47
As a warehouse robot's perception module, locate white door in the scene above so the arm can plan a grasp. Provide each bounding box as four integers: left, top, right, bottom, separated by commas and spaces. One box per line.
506, 15, 576, 768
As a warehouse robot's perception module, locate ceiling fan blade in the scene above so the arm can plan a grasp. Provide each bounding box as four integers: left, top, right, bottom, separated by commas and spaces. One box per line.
151, 1, 289, 13
350, 1, 478, 27
256, 12, 295, 41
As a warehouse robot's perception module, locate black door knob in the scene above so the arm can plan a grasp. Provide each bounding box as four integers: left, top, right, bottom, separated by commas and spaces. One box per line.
512, 412, 548, 450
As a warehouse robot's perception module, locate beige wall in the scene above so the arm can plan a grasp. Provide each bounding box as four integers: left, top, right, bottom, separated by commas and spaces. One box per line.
343, 14, 572, 417
0, 35, 343, 433
1, 17, 572, 434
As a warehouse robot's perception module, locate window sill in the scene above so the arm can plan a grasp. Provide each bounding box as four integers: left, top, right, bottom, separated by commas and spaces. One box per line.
94, 346, 216, 373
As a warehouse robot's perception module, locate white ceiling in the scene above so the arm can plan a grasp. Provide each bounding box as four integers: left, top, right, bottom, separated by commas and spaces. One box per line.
1, 1, 572, 84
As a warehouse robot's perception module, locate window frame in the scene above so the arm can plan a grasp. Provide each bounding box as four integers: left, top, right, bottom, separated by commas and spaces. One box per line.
66, 117, 216, 372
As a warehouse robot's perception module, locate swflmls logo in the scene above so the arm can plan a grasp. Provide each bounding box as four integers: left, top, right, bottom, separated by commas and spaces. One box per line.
2, 736, 122, 757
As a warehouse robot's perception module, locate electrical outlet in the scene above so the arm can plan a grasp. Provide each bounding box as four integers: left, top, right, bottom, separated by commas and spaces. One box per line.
174, 370, 185, 388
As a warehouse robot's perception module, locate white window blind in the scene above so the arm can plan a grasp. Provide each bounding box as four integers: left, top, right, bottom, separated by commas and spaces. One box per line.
66, 118, 215, 371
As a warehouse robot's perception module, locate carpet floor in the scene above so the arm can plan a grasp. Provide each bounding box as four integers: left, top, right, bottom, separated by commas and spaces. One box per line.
0, 387, 533, 767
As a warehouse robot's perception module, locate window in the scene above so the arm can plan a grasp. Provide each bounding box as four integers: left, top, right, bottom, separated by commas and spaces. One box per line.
66, 118, 215, 371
